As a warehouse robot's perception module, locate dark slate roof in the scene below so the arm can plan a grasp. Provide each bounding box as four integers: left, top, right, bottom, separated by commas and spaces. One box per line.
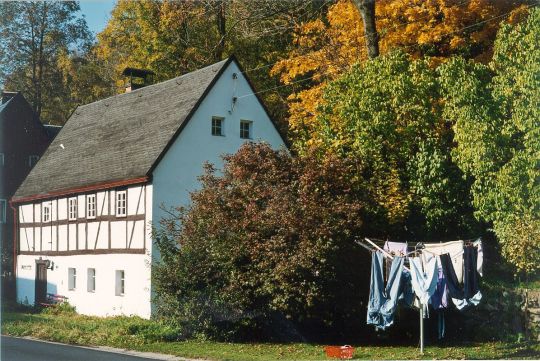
14, 58, 230, 200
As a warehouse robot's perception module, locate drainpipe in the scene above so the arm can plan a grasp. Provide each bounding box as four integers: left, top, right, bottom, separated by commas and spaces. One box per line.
9, 201, 17, 276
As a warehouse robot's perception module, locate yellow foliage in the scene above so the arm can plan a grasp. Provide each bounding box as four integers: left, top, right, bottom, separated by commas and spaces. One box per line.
272, 0, 529, 142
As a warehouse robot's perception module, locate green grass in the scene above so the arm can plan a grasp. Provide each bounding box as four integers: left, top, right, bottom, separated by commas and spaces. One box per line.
2, 308, 539, 360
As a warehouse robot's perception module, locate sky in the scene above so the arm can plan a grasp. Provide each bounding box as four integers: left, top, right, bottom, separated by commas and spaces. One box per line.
79, 0, 117, 36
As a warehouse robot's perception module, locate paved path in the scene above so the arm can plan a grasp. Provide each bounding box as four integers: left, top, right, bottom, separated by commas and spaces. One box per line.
1, 336, 184, 361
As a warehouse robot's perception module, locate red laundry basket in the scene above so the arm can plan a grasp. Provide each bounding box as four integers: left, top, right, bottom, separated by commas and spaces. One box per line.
324, 345, 355, 359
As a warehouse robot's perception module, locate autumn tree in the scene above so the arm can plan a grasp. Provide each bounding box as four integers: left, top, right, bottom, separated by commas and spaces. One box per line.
0, 1, 92, 124
440, 8, 540, 274
272, 0, 530, 143
153, 142, 371, 340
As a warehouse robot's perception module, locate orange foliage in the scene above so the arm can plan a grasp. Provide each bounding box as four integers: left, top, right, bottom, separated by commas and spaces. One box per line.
272, 0, 530, 141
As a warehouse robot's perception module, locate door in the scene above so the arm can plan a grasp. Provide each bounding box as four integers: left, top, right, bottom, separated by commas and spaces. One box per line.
35, 262, 47, 304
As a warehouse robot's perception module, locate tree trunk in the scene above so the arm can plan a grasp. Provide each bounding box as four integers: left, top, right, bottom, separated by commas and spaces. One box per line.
214, 0, 226, 61
352, 0, 379, 59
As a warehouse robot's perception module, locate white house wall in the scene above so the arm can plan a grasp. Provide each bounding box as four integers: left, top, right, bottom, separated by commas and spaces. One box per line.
16, 253, 151, 318
151, 61, 286, 235
16, 184, 154, 318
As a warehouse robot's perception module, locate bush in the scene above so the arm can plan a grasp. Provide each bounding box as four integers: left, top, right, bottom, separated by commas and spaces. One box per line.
153, 143, 372, 341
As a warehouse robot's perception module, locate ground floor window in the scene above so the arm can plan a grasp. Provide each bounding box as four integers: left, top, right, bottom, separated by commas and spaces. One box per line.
87, 268, 95, 292
68, 268, 76, 290
115, 270, 124, 296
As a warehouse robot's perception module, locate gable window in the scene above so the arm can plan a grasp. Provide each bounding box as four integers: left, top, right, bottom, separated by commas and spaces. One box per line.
115, 270, 125, 296
42, 204, 51, 222
28, 155, 39, 168
211, 117, 224, 136
116, 191, 126, 217
68, 198, 77, 221
68, 268, 76, 290
0, 199, 6, 224
87, 268, 96, 292
87, 194, 96, 219
240, 120, 252, 139
0, 153, 4, 166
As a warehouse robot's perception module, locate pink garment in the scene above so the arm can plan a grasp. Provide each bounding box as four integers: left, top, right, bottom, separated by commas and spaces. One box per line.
384, 241, 407, 257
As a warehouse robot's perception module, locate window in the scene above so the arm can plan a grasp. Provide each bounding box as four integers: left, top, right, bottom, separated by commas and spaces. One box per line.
0, 153, 4, 166
0, 199, 6, 224
116, 191, 126, 217
68, 268, 76, 290
211, 117, 224, 136
87, 268, 96, 292
87, 194, 96, 219
28, 155, 39, 168
115, 270, 125, 296
68, 198, 77, 221
240, 120, 252, 139
42, 204, 50, 222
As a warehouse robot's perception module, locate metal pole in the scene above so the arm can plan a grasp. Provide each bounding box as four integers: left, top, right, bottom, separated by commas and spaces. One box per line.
420, 306, 424, 355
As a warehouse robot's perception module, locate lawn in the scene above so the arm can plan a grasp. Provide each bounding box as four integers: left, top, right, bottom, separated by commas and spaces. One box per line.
1, 308, 539, 360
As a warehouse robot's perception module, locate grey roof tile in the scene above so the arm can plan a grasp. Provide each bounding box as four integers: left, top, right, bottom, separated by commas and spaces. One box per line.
14, 58, 229, 200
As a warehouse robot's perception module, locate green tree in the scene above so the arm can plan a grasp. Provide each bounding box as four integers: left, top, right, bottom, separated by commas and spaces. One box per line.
0, 1, 92, 124
153, 143, 371, 340
311, 51, 476, 239
440, 9, 540, 274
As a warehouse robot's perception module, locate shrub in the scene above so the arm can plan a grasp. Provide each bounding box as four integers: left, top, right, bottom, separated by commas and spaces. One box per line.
153, 143, 371, 340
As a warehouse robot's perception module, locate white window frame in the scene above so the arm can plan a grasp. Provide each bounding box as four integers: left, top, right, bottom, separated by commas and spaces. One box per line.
68, 197, 77, 221
240, 120, 252, 139
0, 199, 6, 224
86, 194, 96, 219
28, 155, 39, 168
87, 268, 96, 293
116, 190, 127, 218
115, 270, 125, 296
42, 204, 51, 222
68, 268, 76, 290
211, 116, 224, 136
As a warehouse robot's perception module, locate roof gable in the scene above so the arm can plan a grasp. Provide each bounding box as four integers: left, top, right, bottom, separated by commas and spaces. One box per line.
14, 58, 231, 201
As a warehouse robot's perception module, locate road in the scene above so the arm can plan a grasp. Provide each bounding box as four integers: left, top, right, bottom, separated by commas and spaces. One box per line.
1, 336, 179, 361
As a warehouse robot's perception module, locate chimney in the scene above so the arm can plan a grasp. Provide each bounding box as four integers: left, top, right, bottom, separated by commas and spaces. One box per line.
122, 68, 155, 93
1, 91, 18, 104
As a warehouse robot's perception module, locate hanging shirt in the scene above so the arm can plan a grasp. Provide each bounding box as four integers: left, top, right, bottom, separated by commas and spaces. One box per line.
384, 241, 407, 256
473, 238, 483, 277
423, 241, 464, 283
409, 256, 439, 314
367, 251, 407, 330
430, 261, 448, 309
440, 245, 482, 310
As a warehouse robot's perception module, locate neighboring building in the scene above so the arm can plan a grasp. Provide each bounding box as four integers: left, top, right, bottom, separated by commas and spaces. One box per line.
11, 56, 286, 318
0, 91, 58, 300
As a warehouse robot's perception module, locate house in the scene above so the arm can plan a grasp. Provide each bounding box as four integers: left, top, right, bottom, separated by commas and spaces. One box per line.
11, 56, 287, 318
0, 91, 59, 300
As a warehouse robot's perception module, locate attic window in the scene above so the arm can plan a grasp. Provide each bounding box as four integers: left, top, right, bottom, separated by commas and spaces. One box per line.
87, 194, 96, 219
0, 153, 4, 166
240, 120, 252, 139
42, 204, 51, 222
211, 117, 224, 136
0, 199, 6, 224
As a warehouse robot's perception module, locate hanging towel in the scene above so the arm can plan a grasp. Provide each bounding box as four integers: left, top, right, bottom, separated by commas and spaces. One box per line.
440, 245, 482, 310
423, 241, 464, 283
367, 251, 406, 330
409, 256, 439, 314
384, 241, 407, 256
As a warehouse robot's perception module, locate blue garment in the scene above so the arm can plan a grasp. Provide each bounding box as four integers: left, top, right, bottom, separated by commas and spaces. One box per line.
409, 256, 439, 315
367, 251, 405, 330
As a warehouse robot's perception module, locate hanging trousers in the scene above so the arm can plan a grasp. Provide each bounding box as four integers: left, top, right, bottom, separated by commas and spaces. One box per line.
440, 245, 482, 310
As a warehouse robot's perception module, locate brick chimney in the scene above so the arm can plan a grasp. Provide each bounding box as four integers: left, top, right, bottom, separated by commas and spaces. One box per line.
122, 68, 155, 93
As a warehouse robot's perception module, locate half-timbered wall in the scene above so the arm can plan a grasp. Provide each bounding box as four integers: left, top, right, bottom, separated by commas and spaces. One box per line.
18, 185, 147, 254
16, 184, 153, 318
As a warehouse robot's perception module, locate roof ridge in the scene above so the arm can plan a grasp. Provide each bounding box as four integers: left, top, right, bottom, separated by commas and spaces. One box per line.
77, 58, 229, 111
